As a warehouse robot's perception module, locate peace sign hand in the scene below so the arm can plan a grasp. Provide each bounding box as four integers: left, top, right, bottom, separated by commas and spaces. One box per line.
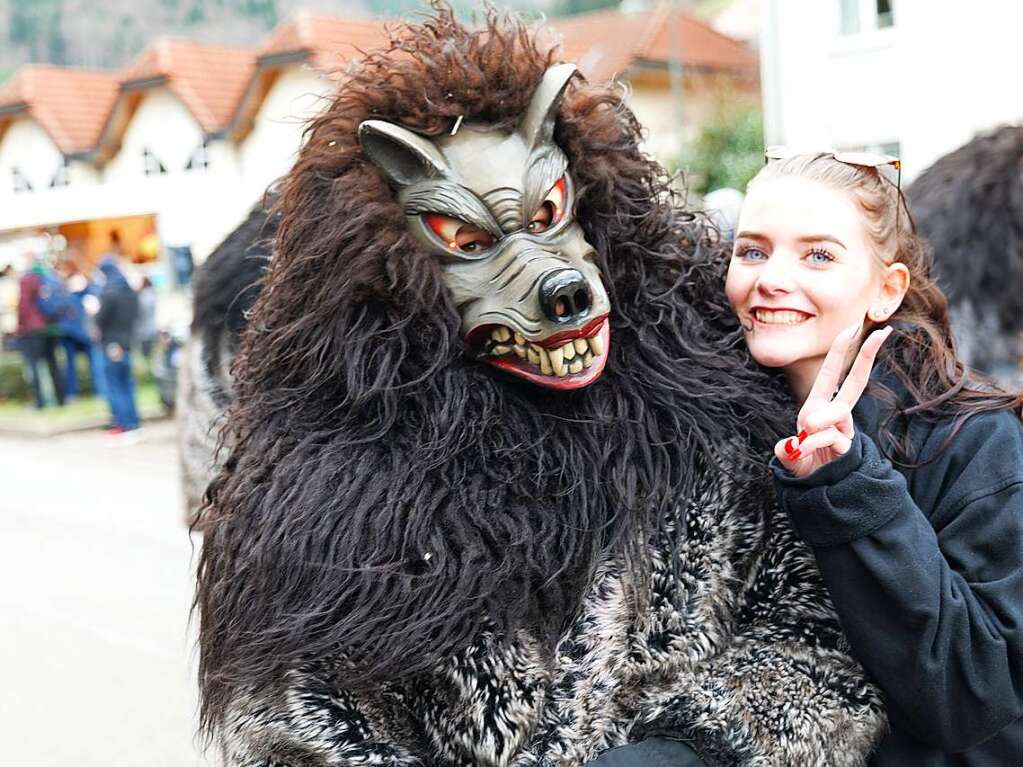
775, 323, 893, 478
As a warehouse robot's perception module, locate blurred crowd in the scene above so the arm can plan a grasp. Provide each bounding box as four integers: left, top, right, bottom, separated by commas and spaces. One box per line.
3, 232, 164, 440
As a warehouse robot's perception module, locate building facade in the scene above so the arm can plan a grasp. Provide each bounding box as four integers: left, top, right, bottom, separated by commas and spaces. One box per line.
759, 0, 1023, 181
0, 6, 758, 288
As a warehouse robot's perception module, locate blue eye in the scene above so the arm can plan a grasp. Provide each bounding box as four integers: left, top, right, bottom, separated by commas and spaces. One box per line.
736, 246, 767, 261
806, 249, 834, 265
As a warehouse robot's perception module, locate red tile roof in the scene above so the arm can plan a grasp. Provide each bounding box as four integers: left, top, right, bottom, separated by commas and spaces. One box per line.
0, 65, 120, 153
0, 6, 755, 159
641, 4, 758, 73
120, 39, 257, 133
550, 3, 758, 82
258, 12, 391, 73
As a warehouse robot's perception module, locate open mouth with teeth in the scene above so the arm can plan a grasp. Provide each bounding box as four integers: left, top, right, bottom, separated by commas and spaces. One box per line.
473, 315, 610, 390
751, 308, 814, 326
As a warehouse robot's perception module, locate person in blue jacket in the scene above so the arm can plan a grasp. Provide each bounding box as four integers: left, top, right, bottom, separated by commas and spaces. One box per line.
725, 149, 1023, 765
95, 257, 140, 434
53, 259, 105, 399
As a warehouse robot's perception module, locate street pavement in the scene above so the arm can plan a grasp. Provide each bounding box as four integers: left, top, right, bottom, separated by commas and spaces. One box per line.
1, 419, 212, 766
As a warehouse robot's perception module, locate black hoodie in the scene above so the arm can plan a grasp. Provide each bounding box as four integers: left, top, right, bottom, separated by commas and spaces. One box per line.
773, 383, 1023, 765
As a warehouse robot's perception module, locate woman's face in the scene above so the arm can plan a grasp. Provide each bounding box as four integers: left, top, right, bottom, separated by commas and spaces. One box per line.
725, 175, 888, 388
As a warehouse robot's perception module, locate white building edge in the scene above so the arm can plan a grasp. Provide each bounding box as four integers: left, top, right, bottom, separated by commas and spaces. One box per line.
759, 0, 1023, 184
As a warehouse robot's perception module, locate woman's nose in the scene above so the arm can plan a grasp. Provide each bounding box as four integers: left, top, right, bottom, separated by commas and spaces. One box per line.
755, 254, 796, 294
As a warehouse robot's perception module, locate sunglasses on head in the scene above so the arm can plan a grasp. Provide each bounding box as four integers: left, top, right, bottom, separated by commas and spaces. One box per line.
764, 145, 911, 233
764, 145, 902, 189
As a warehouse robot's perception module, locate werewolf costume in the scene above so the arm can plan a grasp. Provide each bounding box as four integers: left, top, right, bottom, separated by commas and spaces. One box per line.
907, 124, 1023, 385
196, 10, 887, 766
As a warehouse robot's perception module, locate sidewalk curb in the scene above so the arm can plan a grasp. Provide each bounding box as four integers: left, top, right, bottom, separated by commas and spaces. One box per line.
0, 409, 170, 439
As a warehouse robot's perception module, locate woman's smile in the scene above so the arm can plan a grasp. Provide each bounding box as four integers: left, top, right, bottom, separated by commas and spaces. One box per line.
750, 307, 815, 326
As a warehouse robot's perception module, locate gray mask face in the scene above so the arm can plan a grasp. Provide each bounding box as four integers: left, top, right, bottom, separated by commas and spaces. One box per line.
359, 64, 610, 390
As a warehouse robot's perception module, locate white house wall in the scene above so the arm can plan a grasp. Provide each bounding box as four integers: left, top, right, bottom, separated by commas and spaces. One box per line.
239, 66, 331, 200
0, 117, 78, 233
102, 87, 249, 262
761, 0, 1023, 182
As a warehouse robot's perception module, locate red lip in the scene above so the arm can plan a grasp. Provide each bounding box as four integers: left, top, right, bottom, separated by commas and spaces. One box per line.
749, 306, 814, 314
485, 318, 610, 390
535, 314, 608, 348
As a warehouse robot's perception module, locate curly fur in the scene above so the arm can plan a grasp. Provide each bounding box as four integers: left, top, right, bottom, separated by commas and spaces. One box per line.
907, 124, 1023, 378
193, 7, 876, 762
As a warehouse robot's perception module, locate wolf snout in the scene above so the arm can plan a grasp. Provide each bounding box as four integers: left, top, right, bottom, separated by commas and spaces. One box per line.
540, 269, 593, 323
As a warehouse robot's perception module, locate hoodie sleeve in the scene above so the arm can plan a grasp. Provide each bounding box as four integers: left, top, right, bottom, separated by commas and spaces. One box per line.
773, 413, 1023, 751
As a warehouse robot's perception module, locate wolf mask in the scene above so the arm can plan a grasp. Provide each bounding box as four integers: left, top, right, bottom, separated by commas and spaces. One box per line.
359, 64, 610, 389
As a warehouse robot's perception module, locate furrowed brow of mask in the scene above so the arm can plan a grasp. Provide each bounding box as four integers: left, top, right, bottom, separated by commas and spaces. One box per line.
404, 181, 501, 237
523, 147, 568, 224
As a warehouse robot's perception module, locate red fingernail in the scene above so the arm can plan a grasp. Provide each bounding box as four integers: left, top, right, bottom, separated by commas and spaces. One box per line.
798, 430, 808, 444
790, 449, 802, 460
785, 437, 798, 454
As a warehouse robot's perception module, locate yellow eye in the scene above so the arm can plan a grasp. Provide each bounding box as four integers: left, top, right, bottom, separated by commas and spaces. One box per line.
527, 177, 567, 234
426, 214, 496, 253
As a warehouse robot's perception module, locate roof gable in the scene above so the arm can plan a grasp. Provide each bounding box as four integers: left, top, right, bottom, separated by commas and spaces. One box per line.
551, 3, 758, 82
120, 39, 257, 133
0, 65, 120, 154
258, 12, 390, 72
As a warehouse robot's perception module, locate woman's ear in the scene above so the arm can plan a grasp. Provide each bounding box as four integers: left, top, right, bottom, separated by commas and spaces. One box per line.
870, 262, 910, 321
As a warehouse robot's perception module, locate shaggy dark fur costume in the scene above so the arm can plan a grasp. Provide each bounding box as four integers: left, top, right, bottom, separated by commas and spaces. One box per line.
178, 199, 276, 519
196, 8, 886, 765
907, 124, 1023, 383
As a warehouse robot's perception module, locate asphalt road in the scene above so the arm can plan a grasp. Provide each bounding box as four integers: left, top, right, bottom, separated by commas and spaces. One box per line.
1, 419, 212, 766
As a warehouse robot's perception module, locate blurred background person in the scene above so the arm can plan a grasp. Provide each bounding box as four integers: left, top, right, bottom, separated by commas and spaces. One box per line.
16, 256, 66, 409
703, 186, 745, 242
136, 275, 158, 368
95, 257, 140, 436
55, 259, 106, 400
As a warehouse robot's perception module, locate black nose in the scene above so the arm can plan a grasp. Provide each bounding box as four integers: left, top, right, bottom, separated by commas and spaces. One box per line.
539, 269, 592, 323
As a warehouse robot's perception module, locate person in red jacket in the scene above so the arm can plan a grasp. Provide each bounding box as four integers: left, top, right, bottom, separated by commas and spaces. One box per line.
16, 258, 65, 409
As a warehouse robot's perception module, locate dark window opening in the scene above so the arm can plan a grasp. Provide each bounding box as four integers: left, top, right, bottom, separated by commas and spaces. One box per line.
143, 148, 167, 176
876, 0, 894, 28
12, 167, 33, 193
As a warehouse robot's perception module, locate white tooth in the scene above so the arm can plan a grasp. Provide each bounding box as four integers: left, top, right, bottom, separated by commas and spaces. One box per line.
755, 309, 807, 325
562, 341, 576, 360
548, 345, 566, 376
528, 346, 541, 365
491, 345, 512, 356
514, 332, 525, 345
588, 333, 604, 357
495, 327, 511, 342
514, 345, 527, 358
583, 351, 593, 368
539, 348, 553, 376
574, 338, 588, 354
569, 358, 583, 374
491, 328, 502, 341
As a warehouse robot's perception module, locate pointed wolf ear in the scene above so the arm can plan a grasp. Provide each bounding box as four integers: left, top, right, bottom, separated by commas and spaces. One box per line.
518, 63, 577, 151
359, 120, 451, 188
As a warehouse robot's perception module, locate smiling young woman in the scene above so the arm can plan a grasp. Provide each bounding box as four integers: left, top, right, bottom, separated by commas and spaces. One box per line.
725, 150, 1023, 765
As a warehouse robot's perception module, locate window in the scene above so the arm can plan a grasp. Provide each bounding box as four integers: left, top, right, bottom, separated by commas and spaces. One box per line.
12, 167, 32, 193
839, 0, 895, 35
143, 148, 167, 176
185, 140, 209, 171
879, 141, 901, 158
876, 0, 894, 28
49, 156, 70, 188
839, 0, 861, 35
